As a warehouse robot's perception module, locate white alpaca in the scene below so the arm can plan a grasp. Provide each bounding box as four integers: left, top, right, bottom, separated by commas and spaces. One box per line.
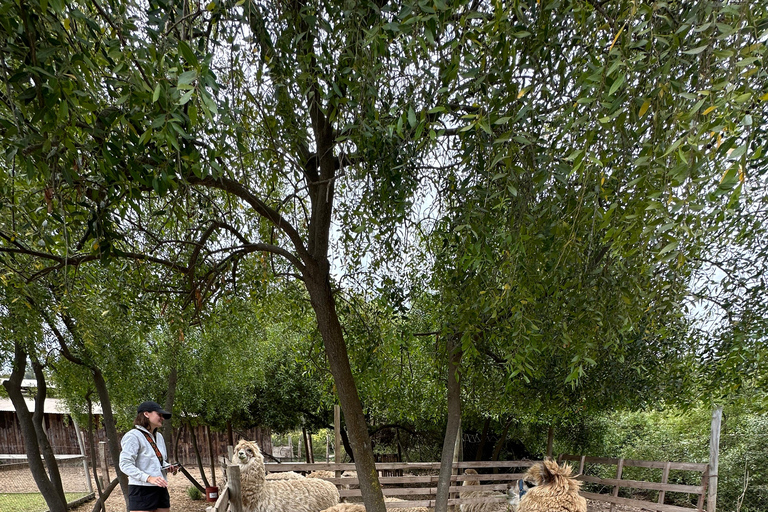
320, 497, 428, 512
267, 471, 306, 480
460, 469, 514, 512
307, 470, 336, 479
233, 439, 339, 512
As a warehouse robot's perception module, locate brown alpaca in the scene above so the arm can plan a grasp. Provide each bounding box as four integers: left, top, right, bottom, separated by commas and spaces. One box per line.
513, 460, 586, 512
233, 439, 339, 512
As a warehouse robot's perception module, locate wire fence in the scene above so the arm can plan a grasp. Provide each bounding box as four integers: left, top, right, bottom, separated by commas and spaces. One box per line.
0, 457, 94, 512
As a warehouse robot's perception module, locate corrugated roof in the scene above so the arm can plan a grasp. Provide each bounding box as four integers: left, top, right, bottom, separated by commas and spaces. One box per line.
0, 397, 103, 415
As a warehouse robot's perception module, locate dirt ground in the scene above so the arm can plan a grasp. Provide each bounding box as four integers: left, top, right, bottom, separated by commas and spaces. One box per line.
68, 466, 213, 512
3, 464, 647, 512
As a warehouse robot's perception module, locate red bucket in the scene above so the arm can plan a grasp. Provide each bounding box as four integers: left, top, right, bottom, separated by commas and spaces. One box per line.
205, 486, 219, 502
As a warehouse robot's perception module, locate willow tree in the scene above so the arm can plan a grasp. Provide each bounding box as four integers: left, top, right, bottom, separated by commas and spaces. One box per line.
1, 1, 766, 511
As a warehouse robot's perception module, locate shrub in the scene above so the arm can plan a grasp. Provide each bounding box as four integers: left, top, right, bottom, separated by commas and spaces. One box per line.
187, 486, 204, 500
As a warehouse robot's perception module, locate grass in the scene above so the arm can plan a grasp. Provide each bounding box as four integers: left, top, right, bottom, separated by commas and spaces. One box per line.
0, 492, 91, 512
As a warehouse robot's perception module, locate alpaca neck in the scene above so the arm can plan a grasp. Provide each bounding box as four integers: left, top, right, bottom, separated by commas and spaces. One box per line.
241, 461, 267, 508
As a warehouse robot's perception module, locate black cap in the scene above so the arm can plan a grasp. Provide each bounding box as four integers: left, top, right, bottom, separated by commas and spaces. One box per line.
137, 401, 171, 419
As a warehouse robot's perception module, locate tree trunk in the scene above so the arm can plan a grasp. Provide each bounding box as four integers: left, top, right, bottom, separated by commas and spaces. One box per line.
435, 335, 463, 512
207, 425, 217, 487
189, 421, 210, 487
90, 477, 121, 512
546, 424, 555, 458
86, 396, 105, 506
302, 426, 312, 463
90, 368, 129, 502
304, 270, 384, 512
163, 361, 178, 456
340, 423, 354, 462
475, 417, 491, 461
491, 417, 514, 462
2, 342, 67, 512
30, 357, 67, 504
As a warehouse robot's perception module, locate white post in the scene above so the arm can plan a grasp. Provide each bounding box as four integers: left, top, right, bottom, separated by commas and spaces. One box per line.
708, 406, 722, 512
71, 417, 93, 493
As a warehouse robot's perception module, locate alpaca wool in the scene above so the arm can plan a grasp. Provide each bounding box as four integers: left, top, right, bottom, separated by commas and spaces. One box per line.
320, 496, 429, 512
233, 439, 339, 512
459, 469, 515, 512
515, 460, 587, 512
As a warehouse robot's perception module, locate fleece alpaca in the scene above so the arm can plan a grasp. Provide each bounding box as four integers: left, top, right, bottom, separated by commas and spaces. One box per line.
460, 469, 513, 512
514, 459, 586, 512
320, 497, 429, 512
233, 439, 339, 512
267, 471, 306, 480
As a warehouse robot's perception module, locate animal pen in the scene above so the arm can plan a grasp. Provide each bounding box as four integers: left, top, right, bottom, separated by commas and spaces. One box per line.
208, 456, 713, 512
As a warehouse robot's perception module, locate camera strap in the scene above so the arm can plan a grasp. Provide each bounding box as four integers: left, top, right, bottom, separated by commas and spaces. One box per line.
136, 428, 165, 468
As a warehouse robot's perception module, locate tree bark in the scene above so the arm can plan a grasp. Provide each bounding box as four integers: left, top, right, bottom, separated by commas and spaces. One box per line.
163, 360, 178, 456
435, 334, 463, 512
29, 357, 67, 504
302, 426, 311, 463
90, 367, 129, 502
491, 417, 514, 462
188, 420, 210, 487
475, 417, 491, 461
304, 269, 384, 512
546, 424, 555, 458
90, 477, 120, 512
2, 342, 67, 512
86, 395, 105, 504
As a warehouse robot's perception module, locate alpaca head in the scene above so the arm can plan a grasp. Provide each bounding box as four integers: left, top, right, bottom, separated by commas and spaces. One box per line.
233, 439, 265, 475
462, 468, 480, 486
507, 478, 533, 510
524, 459, 581, 492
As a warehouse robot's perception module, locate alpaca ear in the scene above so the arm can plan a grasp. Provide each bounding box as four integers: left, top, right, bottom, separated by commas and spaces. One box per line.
540, 462, 554, 484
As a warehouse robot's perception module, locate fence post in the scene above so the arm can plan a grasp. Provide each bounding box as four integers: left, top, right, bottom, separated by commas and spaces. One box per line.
99, 441, 110, 487
609, 458, 624, 512
334, 404, 342, 473
697, 465, 709, 512
708, 406, 722, 512
71, 417, 93, 493
658, 461, 671, 505
578, 455, 586, 476
227, 464, 242, 512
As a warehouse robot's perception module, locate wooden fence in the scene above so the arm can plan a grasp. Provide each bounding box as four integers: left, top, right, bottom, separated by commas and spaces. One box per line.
559, 454, 709, 512
212, 460, 533, 511
211, 456, 712, 512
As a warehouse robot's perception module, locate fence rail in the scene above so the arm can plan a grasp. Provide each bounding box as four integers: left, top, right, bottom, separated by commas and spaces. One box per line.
212, 455, 713, 512
559, 454, 709, 512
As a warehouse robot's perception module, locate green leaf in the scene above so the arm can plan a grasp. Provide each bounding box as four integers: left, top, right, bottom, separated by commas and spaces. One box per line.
179, 40, 199, 67
608, 74, 625, 96
152, 84, 161, 103
658, 240, 678, 255
683, 45, 708, 55
727, 142, 747, 160
179, 89, 194, 105
178, 70, 198, 86
408, 106, 417, 128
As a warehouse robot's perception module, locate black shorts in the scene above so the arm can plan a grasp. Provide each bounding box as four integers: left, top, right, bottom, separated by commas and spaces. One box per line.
128, 484, 171, 510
